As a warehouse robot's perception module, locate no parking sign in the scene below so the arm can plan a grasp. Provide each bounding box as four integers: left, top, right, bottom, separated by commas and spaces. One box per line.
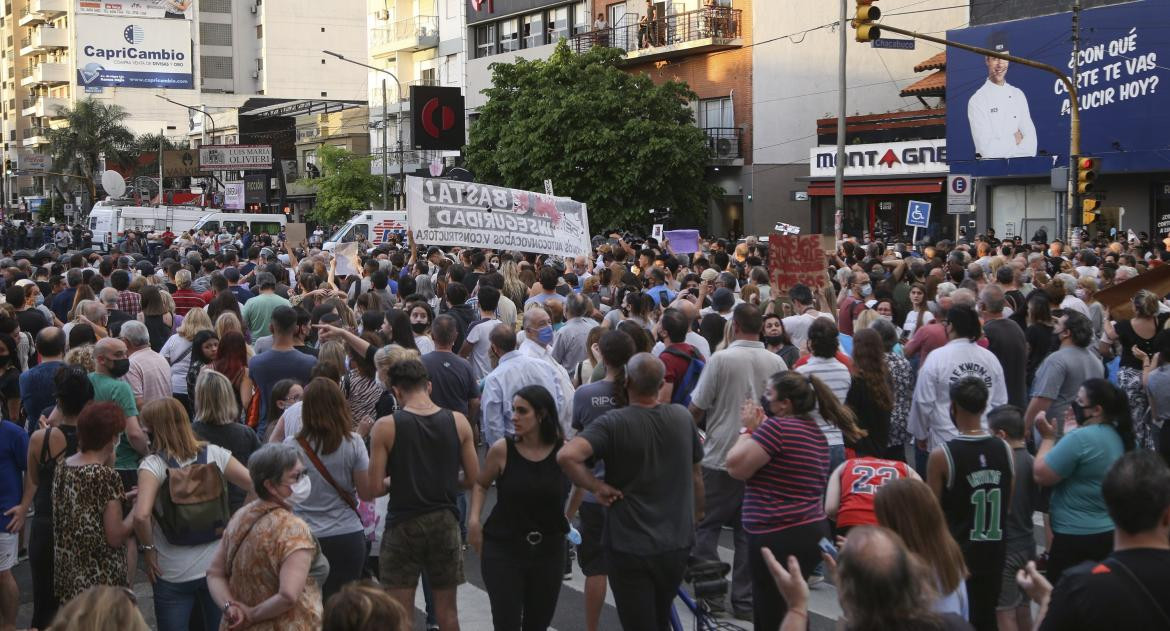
947, 175, 973, 214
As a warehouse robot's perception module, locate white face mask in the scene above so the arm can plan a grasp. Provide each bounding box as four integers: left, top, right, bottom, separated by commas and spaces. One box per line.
287, 474, 312, 505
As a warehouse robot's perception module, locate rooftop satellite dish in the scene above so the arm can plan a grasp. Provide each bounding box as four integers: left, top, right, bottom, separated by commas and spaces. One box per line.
101, 170, 127, 199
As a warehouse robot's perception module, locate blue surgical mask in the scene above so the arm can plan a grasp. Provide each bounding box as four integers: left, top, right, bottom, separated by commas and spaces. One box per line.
537, 325, 554, 345
34, 295, 43, 306
860, 284, 873, 298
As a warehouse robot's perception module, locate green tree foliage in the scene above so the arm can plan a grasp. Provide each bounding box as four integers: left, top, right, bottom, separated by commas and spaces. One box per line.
47, 98, 135, 205
466, 41, 714, 232
303, 145, 382, 225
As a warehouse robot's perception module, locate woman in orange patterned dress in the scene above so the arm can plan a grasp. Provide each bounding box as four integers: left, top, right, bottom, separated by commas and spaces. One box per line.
206, 443, 322, 630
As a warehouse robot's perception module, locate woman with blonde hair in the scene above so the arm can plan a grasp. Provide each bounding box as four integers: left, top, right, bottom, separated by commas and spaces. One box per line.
289, 377, 375, 599
192, 370, 261, 513
874, 478, 969, 619
500, 260, 530, 309
133, 398, 253, 631
47, 585, 149, 631
214, 312, 250, 352
373, 344, 420, 418
161, 306, 214, 414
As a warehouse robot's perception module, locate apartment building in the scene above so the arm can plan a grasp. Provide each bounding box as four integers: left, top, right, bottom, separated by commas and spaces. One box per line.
0, 0, 366, 210
367, 0, 465, 196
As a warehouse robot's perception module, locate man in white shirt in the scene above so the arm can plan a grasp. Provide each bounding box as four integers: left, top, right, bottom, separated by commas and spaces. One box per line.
480, 323, 570, 445
908, 305, 1009, 452
781, 283, 834, 352
688, 303, 787, 616
967, 34, 1037, 159
517, 307, 575, 427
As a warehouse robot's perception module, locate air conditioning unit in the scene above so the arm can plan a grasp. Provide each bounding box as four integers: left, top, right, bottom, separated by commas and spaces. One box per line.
374, 9, 389, 20
713, 137, 736, 158
251, 71, 260, 79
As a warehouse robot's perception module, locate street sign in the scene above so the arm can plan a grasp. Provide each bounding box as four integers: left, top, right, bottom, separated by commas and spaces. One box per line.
543, 179, 555, 196
64, 203, 75, 213
947, 175, 973, 214
872, 38, 916, 50
906, 200, 931, 228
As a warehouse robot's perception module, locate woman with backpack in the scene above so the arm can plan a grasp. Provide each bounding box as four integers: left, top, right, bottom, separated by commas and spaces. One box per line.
289, 377, 377, 599
132, 398, 253, 631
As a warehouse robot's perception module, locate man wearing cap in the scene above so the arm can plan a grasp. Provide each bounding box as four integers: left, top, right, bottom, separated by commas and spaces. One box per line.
968, 32, 1037, 159
242, 271, 291, 341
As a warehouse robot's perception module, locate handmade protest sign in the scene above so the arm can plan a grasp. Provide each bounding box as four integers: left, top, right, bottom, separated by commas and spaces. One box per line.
768, 234, 829, 295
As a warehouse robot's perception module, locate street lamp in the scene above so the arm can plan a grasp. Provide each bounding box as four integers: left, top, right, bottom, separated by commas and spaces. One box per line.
323, 49, 404, 210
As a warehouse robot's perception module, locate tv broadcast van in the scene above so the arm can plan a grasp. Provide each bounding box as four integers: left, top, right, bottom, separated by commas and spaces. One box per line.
322, 211, 408, 251
89, 202, 210, 251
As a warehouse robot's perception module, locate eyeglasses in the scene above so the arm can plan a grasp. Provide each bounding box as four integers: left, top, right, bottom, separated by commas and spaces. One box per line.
283, 393, 302, 403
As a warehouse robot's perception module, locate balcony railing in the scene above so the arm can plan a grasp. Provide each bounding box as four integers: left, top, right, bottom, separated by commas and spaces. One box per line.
704, 127, 742, 160
370, 78, 439, 105
370, 15, 439, 54
570, 6, 741, 55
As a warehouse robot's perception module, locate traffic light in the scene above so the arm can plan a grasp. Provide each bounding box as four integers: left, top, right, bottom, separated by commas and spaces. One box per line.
1076, 156, 1098, 194
282, 205, 291, 216
3, 159, 10, 176
1081, 197, 1101, 226
854, 0, 881, 42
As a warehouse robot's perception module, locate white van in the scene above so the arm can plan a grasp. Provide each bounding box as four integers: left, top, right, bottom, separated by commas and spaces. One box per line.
322, 211, 408, 251
89, 202, 210, 251
190, 212, 287, 240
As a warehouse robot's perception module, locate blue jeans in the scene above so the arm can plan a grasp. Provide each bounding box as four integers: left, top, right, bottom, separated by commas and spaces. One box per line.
153, 576, 221, 631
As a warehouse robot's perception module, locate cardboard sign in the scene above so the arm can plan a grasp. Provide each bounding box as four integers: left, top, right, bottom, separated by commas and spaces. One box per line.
768, 234, 829, 295
663, 229, 699, 253
1094, 263, 1170, 320
333, 242, 362, 278
285, 223, 307, 247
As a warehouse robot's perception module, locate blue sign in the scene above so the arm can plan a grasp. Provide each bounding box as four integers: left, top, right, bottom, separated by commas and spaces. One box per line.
872, 38, 915, 50
946, 0, 1170, 177
907, 200, 931, 228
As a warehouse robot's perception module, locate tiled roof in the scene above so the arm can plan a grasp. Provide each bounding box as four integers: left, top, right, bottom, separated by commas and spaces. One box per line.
900, 70, 945, 96
914, 52, 946, 72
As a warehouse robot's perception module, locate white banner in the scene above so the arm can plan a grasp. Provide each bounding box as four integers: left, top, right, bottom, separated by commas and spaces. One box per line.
406, 176, 591, 259
224, 182, 244, 210
17, 152, 48, 171
809, 139, 948, 178
78, 0, 194, 19
199, 145, 273, 171
76, 15, 192, 89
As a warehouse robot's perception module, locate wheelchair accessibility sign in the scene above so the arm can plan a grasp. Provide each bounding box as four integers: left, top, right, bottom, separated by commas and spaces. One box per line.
906, 200, 931, 228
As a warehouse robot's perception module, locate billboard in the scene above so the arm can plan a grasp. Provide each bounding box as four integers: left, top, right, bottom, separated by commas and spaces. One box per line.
161, 149, 199, 177
76, 15, 193, 89
410, 85, 465, 151
946, 0, 1170, 177
78, 0, 193, 19
406, 176, 591, 258
199, 145, 273, 170
224, 182, 244, 210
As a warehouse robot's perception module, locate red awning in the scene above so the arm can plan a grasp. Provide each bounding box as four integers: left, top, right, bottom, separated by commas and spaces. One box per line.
807, 178, 944, 196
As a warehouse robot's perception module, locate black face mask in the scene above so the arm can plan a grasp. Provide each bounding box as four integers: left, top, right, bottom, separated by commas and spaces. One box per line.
760, 395, 773, 417
109, 358, 131, 378
411, 322, 427, 334
1070, 401, 1089, 425
763, 335, 785, 347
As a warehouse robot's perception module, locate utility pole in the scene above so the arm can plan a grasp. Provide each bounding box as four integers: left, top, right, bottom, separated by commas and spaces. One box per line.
1068, 0, 1082, 248
382, 78, 389, 210
834, 0, 847, 245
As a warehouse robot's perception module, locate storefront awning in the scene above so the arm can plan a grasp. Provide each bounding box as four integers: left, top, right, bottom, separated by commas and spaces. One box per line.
807, 178, 944, 196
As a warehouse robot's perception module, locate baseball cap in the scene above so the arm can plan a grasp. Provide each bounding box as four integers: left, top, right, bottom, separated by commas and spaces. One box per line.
700, 268, 720, 282
14, 279, 35, 288
987, 31, 1009, 53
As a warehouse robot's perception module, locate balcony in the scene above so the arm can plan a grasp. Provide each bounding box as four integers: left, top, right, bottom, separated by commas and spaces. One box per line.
569, 7, 742, 64
370, 78, 439, 113
21, 95, 67, 118
19, 27, 69, 56
21, 126, 50, 147
19, 62, 69, 87
18, 0, 68, 26
370, 16, 439, 57
705, 127, 743, 165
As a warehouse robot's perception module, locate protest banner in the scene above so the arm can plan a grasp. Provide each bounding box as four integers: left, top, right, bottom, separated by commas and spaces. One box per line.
333, 242, 361, 278
1094, 263, 1170, 320
768, 233, 830, 295
663, 229, 700, 253
284, 223, 306, 247
405, 176, 591, 258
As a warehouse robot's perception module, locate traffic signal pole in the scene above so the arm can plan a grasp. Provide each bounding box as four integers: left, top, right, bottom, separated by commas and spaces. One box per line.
856, 20, 1081, 244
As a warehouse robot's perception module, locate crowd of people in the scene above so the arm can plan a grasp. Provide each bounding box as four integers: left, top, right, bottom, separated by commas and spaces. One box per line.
0, 222, 1164, 631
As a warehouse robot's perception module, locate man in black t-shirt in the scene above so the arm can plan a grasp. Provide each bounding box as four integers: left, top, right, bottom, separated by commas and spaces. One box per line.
1019, 451, 1170, 630
928, 376, 1015, 631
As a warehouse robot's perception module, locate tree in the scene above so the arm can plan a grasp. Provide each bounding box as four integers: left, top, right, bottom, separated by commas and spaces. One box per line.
303, 145, 381, 224
47, 98, 135, 209
128, 132, 191, 197
465, 41, 714, 232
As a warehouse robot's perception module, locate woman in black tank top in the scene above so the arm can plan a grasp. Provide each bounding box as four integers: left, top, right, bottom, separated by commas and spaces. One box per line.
468, 385, 570, 631
20, 365, 93, 629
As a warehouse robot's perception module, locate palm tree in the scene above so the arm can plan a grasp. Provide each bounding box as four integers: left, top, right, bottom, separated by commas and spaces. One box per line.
47, 97, 135, 208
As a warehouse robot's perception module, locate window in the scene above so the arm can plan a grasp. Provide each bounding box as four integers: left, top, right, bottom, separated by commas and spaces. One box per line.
251, 221, 281, 235
698, 96, 733, 129
608, 2, 627, 28
548, 6, 569, 41
199, 21, 233, 46
522, 12, 544, 48
340, 223, 367, 243
256, 24, 263, 38
572, 1, 588, 34
500, 18, 519, 53
475, 23, 497, 58
200, 55, 234, 79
